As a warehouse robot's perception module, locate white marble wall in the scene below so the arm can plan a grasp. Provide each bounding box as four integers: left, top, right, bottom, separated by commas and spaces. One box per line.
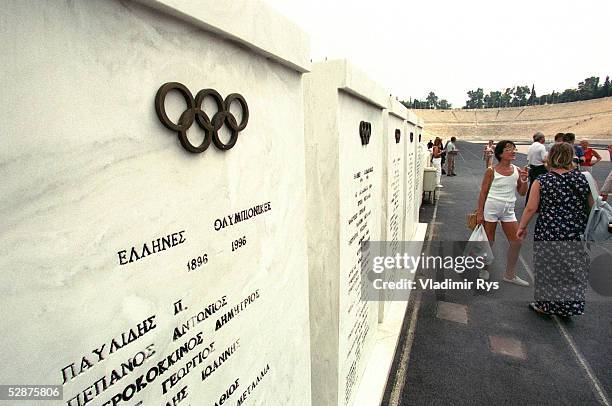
404, 113, 419, 239
379, 99, 408, 319
413, 119, 427, 224
0, 1, 311, 405
304, 60, 387, 406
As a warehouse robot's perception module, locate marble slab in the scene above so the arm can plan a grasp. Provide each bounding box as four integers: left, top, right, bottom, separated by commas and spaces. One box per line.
413, 118, 428, 223
354, 224, 428, 406
379, 99, 408, 321
304, 60, 386, 406
0, 1, 311, 405
404, 114, 419, 241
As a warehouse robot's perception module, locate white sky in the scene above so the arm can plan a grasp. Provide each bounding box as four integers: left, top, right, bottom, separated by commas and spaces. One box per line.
264, 0, 612, 108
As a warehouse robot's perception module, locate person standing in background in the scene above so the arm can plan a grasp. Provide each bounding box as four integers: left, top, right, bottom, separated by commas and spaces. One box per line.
483, 139, 494, 168
562, 132, 584, 168
432, 137, 444, 188
427, 139, 434, 150
547, 132, 565, 151
578, 139, 601, 172
446, 136, 458, 176
441, 139, 447, 175
601, 145, 612, 201
526, 132, 547, 204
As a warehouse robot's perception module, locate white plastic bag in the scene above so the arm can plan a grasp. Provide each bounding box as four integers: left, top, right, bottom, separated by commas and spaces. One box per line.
464, 224, 494, 265
582, 171, 612, 242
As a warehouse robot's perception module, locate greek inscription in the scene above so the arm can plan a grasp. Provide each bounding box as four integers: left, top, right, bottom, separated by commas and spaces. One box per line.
214, 379, 239, 406
61, 316, 157, 384
161, 337, 214, 394
173, 296, 227, 341
65, 344, 156, 406
201, 339, 240, 382
237, 364, 270, 405
214, 202, 271, 231
215, 290, 260, 331
165, 385, 188, 406
118, 231, 186, 265
101, 333, 206, 405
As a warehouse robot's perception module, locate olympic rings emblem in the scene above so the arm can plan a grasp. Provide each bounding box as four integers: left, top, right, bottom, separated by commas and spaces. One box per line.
395, 129, 401, 144
154, 82, 249, 153
359, 121, 372, 146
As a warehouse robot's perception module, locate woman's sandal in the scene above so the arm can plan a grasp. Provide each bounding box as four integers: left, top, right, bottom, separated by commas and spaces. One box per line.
529, 302, 548, 315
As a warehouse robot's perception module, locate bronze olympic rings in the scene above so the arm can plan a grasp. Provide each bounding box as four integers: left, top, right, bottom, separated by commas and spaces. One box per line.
155, 82, 249, 153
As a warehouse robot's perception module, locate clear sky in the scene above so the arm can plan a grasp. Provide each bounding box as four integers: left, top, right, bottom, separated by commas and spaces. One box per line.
264, 0, 612, 108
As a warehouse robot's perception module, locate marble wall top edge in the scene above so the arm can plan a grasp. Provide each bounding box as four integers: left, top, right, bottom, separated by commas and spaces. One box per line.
388, 97, 408, 120
133, 0, 311, 73
310, 60, 389, 109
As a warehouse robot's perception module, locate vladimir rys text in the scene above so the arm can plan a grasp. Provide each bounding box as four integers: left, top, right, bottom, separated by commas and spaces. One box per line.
368, 254, 499, 292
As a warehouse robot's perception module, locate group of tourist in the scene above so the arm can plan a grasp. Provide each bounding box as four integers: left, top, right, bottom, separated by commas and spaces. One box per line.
474, 132, 612, 317
428, 137, 458, 188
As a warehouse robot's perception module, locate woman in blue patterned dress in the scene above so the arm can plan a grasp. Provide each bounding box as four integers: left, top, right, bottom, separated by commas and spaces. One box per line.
517, 143, 593, 316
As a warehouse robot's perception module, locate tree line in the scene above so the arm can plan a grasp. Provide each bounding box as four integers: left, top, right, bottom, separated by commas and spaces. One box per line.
402, 75, 611, 110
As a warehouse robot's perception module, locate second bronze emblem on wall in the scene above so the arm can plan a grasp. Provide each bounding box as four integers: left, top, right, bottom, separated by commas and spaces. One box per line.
359, 121, 371, 146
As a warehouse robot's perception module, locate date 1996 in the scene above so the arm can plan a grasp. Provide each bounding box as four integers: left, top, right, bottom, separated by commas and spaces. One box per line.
0, 385, 62, 400
231, 236, 247, 252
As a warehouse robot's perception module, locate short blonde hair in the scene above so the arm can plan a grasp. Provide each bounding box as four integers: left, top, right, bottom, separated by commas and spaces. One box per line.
548, 142, 574, 169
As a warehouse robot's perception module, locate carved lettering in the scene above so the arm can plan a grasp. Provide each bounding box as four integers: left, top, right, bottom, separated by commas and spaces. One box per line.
215, 290, 259, 331
117, 232, 186, 265
201, 339, 240, 382
213, 202, 272, 231
237, 364, 270, 405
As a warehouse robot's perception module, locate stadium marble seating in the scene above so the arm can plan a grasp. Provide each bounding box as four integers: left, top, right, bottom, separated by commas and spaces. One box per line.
417, 96, 612, 140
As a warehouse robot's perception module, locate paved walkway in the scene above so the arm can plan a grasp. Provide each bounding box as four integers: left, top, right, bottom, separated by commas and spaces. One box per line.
384, 141, 612, 406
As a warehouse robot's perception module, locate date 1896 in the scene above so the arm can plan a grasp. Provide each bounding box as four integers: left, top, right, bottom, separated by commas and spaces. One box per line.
186, 253, 208, 272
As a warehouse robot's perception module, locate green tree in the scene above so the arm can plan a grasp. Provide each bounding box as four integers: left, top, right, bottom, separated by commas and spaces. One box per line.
438, 99, 451, 109
550, 90, 558, 104
426, 91, 439, 109
484, 90, 502, 108
501, 88, 513, 107
578, 76, 599, 100
528, 84, 537, 105
465, 88, 484, 109
559, 88, 578, 103
603, 76, 611, 97
512, 85, 530, 106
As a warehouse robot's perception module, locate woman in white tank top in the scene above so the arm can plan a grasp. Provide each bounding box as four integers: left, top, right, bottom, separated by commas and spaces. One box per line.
476, 140, 530, 286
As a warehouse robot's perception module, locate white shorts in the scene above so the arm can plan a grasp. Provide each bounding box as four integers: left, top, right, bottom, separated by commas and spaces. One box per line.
484, 199, 517, 222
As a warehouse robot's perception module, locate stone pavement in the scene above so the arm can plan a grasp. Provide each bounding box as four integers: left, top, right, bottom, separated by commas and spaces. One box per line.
383, 140, 612, 406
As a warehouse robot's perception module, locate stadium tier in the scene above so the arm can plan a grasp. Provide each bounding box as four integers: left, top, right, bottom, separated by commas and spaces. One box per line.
416, 96, 612, 141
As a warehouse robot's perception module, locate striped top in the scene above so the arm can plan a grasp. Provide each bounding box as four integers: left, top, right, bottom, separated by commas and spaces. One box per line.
487, 165, 518, 203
